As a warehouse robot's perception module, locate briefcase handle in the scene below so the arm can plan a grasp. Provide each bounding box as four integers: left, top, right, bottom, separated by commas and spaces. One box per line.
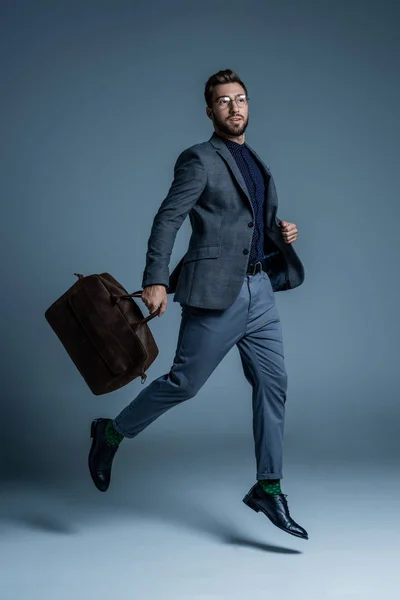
74, 273, 161, 326
110, 290, 162, 325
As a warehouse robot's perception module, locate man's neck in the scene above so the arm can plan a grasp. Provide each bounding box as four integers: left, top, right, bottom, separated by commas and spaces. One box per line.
214, 128, 245, 145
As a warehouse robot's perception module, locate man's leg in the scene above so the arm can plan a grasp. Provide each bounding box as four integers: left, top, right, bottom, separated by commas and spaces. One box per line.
89, 279, 252, 491
237, 270, 308, 539
236, 270, 287, 481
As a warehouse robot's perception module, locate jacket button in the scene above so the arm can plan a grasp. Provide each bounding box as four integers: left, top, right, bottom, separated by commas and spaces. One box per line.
248, 221, 254, 227
243, 248, 249, 255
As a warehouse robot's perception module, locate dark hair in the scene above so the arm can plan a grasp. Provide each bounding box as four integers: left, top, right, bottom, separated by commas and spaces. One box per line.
204, 69, 248, 108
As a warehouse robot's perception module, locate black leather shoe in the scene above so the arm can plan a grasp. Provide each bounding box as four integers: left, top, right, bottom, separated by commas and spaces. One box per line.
243, 482, 308, 539
88, 418, 119, 492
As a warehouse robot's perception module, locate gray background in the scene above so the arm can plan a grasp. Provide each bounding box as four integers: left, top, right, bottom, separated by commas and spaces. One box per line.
1, 1, 399, 598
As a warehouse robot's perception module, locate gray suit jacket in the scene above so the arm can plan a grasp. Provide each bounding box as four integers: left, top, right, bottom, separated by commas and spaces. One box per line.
141, 132, 305, 309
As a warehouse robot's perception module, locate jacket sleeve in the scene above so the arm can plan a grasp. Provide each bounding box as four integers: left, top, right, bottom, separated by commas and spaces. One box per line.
141, 148, 207, 289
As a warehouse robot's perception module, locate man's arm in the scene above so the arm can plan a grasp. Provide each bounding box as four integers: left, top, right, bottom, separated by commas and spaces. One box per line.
141, 148, 207, 289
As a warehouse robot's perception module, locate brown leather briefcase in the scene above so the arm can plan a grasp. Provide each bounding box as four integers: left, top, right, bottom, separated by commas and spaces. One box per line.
44, 272, 160, 395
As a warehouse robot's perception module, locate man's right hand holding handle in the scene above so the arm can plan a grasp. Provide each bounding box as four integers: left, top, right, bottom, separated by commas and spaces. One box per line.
141, 284, 168, 317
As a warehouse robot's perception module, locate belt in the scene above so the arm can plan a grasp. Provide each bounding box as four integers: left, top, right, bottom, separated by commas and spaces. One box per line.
245, 261, 263, 275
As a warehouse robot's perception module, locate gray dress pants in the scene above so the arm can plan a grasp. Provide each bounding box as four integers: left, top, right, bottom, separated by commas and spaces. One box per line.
113, 269, 287, 480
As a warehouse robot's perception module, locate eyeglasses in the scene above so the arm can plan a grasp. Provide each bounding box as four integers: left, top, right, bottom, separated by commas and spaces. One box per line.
213, 94, 249, 110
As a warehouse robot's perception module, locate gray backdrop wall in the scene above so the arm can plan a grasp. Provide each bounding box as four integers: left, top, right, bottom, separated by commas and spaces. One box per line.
1, 0, 399, 481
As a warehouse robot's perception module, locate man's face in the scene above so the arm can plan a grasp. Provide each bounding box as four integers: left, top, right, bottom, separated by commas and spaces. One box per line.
206, 82, 249, 138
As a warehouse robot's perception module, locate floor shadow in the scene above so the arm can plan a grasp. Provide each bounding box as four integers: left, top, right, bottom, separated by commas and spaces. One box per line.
0, 514, 76, 534
17, 514, 76, 534
162, 507, 303, 554
224, 533, 302, 554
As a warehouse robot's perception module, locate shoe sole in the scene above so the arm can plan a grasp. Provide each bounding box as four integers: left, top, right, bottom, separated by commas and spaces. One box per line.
88, 419, 109, 493
242, 494, 308, 540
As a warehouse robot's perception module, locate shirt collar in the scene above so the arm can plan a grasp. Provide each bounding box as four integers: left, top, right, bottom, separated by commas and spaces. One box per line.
219, 135, 247, 150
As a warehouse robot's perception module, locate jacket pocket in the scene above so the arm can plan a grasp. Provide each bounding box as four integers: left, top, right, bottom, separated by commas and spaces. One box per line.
182, 244, 221, 263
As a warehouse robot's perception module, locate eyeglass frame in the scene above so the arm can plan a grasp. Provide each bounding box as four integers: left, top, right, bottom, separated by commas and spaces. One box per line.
212, 93, 250, 109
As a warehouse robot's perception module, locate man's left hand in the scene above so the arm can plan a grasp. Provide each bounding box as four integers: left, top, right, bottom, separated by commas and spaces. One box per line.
280, 220, 298, 244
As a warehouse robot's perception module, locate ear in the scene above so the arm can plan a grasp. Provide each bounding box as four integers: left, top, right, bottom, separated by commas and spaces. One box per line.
206, 107, 212, 120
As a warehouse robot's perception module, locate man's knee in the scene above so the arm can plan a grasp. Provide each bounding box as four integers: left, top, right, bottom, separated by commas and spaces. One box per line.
167, 368, 200, 400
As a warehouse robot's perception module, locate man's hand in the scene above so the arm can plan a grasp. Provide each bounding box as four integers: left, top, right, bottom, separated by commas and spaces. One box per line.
141, 284, 168, 317
280, 221, 298, 244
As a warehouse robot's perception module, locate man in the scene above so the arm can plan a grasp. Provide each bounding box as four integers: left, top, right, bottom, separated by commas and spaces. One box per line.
89, 69, 308, 540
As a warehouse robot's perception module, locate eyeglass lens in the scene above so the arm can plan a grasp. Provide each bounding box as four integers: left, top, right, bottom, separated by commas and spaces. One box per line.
216, 95, 248, 109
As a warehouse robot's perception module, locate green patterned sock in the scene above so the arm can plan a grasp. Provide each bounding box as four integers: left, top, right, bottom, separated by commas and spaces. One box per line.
104, 420, 124, 448
260, 479, 282, 495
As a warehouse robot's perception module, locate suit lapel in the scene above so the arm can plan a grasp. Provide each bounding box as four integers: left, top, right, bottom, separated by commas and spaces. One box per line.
209, 132, 251, 204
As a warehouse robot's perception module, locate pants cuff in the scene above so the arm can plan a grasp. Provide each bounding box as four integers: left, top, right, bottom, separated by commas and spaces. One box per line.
112, 419, 132, 438
256, 472, 283, 480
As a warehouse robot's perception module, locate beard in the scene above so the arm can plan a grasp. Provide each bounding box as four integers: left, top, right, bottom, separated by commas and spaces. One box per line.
213, 112, 249, 138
